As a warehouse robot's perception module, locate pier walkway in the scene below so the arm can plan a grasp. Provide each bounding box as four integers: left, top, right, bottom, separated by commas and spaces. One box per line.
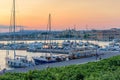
4, 51, 120, 73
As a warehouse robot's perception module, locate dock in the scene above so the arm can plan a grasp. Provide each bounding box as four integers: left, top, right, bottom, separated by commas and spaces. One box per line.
4, 51, 120, 73
27, 49, 70, 54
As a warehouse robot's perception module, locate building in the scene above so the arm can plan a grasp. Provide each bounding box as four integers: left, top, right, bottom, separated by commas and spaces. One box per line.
96, 29, 120, 41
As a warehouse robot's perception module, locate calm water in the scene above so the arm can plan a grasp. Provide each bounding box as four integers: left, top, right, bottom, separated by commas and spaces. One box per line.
0, 40, 109, 69
0, 40, 110, 47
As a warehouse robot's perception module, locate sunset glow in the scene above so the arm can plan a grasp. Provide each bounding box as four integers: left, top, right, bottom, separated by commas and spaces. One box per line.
0, 0, 120, 31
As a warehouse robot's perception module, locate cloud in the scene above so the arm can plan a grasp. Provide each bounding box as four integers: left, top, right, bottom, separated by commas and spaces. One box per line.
0, 25, 27, 29
0, 25, 10, 29
0, 25, 28, 32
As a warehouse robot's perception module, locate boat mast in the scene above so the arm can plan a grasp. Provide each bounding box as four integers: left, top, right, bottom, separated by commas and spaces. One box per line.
48, 13, 52, 45
86, 24, 88, 43
13, 0, 16, 59
74, 25, 76, 43
48, 13, 53, 57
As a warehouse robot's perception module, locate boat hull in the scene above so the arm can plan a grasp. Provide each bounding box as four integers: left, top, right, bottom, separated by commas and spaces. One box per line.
33, 58, 57, 65
7, 64, 27, 68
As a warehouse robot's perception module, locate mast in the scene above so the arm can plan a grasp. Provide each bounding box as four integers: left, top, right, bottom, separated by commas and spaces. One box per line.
48, 13, 52, 45
13, 0, 16, 59
13, 0, 16, 42
48, 13, 51, 34
85, 24, 88, 43
74, 25, 77, 43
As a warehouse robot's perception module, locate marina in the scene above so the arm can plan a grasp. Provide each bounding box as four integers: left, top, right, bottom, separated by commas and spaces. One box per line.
0, 39, 117, 71
0, 31, 113, 70
0, 0, 119, 76
0, 0, 120, 79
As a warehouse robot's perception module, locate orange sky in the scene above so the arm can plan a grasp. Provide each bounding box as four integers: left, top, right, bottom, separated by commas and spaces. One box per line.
0, 0, 120, 31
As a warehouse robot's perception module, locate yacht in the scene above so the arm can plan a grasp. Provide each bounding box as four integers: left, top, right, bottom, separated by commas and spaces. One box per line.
6, 0, 34, 68
6, 55, 34, 68
32, 53, 57, 65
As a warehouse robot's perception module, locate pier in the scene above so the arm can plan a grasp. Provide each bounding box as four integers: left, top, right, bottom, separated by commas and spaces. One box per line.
4, 51, 120, 73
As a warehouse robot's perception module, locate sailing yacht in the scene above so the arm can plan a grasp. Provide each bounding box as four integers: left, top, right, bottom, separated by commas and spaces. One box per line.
6, 0, 34, 68
32, 14, 57, 65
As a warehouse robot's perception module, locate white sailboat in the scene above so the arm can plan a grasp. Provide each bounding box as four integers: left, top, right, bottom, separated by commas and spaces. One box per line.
6, 0, 34, 68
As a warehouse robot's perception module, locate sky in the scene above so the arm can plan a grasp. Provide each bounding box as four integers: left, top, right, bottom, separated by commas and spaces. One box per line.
0, 0, 120, 31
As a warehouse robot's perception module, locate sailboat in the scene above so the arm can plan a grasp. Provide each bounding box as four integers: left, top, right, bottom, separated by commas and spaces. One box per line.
6, 0, 34, 68
32, 14, 58, 65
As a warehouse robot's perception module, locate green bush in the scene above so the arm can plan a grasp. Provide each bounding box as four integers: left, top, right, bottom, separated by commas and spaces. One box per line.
1, 56, 120, 80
